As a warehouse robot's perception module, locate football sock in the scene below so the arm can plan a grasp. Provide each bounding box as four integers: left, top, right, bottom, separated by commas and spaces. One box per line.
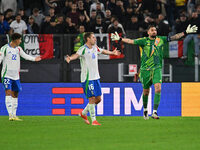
153, 110, 157, 113
88, 104, 96, 122
143, 94, 148, 109
153, 93, 161, 110
5, 96, 12, 117
144, 108, 148, 112
82, 103, 89, 116
12, 97, 18, 118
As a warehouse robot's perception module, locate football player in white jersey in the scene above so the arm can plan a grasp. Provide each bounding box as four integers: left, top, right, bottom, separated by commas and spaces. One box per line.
65, 32, 120, 125
0, 33, 41, 121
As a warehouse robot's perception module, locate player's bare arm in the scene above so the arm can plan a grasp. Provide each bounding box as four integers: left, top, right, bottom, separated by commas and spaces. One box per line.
169, 24, 198, 41
111, 32, 135, 44
169, 32, 185, 41
65, 53, 80, 63
121, 38, 134, 44
102, 48, 121, 56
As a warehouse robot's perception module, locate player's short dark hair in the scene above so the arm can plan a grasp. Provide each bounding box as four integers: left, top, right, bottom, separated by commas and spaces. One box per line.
11, 33, 22, 41
147, 24, 156, 30
84, 32, 94, 42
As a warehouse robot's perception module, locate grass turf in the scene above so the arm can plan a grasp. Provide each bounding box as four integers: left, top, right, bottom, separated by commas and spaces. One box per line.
0, 116, 200, 150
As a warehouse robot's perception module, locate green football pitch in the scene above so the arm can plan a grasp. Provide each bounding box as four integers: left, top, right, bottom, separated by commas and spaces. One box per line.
0, 116, 200, 150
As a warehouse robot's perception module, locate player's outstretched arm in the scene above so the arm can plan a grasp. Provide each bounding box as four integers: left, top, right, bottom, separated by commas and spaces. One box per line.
102, 48, 121, 56
111, 32, 134, 44
64, 53, 79, 63
169, 24, 198, 41
20, 47, 40, 61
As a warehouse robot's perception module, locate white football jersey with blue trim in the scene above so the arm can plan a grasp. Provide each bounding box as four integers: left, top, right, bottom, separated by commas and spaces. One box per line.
0, 44, 35, 80
76, 44, 103, 82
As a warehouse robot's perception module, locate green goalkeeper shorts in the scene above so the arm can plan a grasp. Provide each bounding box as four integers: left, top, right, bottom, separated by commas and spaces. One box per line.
139, 68, 162, 89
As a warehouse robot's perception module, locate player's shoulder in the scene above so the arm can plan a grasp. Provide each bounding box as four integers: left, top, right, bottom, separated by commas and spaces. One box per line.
16, 46, 23, 52
94, 45, 102, 52
1, 44, 8, 48
77, 45, 87, 55
17, 46, 23, 49
0, 44, 9, 51
93, 45, 99, 49
157, 36, 167, 40
78, 45, 86, 51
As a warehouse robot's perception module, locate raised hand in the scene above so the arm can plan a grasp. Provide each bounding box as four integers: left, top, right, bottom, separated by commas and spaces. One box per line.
111, 32, 120, 41
112, 48, 121, 56
186, 24, 198, 34
65, 55, 71, 63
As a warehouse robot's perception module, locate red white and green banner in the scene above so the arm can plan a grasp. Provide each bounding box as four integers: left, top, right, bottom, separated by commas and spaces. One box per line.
164, 40, 183, 58
22, 34, 54, 59
8, 34, 54, 59
95, 33, 125, 59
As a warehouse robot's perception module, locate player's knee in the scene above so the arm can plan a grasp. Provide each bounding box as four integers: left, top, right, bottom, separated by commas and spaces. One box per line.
89, 97, 96, 104
155, 88, 161, 93
5, 90, 12, 96
95, 97, 101, 104
143, 89, 149, 96
13, 92, 18, 98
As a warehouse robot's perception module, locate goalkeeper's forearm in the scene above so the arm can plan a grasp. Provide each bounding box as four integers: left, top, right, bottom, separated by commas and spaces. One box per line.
168, 32, 185, 41
121, 38, 134, 44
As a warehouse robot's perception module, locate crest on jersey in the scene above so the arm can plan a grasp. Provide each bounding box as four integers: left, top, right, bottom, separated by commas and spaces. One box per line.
92, 53, 96, 59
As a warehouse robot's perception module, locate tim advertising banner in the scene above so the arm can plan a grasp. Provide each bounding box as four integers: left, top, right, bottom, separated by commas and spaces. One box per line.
0, 83, 181, 116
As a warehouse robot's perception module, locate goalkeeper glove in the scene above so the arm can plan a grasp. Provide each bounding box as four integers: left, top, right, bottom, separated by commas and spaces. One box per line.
111, 32, 122, 41
185, 24, 198, 34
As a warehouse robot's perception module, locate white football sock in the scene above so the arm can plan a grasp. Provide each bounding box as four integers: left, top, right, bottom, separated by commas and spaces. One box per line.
88, 104, 96, 122
82, 103, 89, 116
12, 97, 18, 118
5, 96, 12, 118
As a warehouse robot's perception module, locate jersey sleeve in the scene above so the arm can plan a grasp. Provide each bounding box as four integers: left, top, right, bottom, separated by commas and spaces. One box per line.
0, 46, 6, 64
96, 46, 103, 54
19, 47, 35, 61
159, 36, 168, 43
133, 37, 146, 46
76, 47, 85, 56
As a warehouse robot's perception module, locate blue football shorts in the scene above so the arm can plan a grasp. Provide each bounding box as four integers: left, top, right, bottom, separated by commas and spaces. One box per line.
81, 79, 102, 98
2, 77, 22, 92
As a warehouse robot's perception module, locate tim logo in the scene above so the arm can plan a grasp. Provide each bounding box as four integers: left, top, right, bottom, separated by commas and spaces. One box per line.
52, 87, 84, 115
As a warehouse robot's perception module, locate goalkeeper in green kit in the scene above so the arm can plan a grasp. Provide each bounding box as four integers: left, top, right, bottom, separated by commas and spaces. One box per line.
111, 24, 198, 119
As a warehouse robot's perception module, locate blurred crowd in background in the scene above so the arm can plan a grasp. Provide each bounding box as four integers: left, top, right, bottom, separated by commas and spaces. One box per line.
0, 0, 199, 35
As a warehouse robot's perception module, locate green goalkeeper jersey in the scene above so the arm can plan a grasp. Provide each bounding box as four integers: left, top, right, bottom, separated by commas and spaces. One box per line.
134, 36, 167, 71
